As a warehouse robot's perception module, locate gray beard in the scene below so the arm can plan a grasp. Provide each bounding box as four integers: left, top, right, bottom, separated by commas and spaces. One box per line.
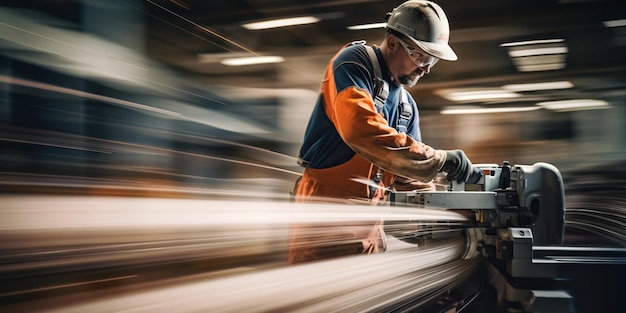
399, 74, 419, 87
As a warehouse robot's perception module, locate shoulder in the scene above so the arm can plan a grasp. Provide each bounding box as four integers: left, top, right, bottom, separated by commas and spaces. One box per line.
329, 42, 377, 91
333, 43, 372, 72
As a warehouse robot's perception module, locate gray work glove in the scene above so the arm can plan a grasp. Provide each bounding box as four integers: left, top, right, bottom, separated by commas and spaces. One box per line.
441, 150, 473, 183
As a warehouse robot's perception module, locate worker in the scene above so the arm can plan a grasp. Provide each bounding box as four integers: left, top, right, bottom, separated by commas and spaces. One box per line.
289, 0, 475, 264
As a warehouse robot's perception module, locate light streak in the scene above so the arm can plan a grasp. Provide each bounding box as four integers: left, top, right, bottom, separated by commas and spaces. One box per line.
0, 196, 467, 230
0, 8, 229, 105
0, 275, 138, 297
0, 75, 182, 117
0, 195, 476, 312
145, 0, 258, 55
0, 137, 112, 154
39, 241, 477, 313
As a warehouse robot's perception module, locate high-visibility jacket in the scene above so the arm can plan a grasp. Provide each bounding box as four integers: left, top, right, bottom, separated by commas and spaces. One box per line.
296, 43, 445, 202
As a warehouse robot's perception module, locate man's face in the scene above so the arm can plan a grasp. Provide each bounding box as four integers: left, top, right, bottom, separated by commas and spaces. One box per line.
394, 36, 438, 87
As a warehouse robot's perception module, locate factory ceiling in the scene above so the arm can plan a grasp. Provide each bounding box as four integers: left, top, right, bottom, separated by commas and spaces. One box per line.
3, 0, 626, 113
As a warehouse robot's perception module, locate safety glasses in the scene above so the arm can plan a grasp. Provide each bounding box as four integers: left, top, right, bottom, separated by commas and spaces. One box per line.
396, 37, 439, 68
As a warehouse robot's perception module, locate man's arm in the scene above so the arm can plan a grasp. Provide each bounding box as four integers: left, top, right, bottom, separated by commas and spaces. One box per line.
330, 86, 447, 183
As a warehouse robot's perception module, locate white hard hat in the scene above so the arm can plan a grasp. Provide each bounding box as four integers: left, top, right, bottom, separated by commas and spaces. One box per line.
386, 0, 457, 61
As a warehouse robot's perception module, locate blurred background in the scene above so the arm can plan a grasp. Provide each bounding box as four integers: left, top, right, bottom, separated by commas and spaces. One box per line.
1, 0, 625, 195
1, 0, 625, 312
0, 0, 626, 193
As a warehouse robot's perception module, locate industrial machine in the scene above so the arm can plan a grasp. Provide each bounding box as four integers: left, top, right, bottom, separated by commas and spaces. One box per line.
390, 161, 626, 313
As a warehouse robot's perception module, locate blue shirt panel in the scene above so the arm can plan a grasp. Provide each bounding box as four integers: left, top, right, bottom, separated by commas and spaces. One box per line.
299, 44, 421, 169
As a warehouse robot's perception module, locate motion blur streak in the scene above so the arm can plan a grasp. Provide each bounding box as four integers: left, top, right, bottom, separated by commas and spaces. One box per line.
0, 196, 472, 312
0, 75, 182, 117
0, 7, 228, 105
0, 74, 271, 134
0, 196, 467, 229
564, 164, 626, 247
144, 0, 257, 55
42, 240, 476, 313
0, 124, 301, 187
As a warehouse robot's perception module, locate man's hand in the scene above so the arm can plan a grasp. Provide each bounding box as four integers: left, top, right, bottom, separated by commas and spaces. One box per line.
441, 150, 473, 183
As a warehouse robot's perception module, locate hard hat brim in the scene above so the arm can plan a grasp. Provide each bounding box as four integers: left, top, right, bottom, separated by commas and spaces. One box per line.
411, 39, 458, 61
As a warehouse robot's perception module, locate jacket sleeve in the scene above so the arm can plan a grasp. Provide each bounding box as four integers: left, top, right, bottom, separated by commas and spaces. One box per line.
328, 86, 446, 183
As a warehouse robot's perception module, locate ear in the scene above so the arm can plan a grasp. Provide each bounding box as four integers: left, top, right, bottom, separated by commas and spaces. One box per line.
387, 35, 398, 49
388, 35, 402, 52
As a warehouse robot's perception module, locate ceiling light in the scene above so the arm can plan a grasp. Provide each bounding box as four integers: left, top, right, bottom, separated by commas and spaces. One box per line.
513, 60, 565, 72
603, 19, 626, 28
603, 19, 626, 46
501, 39, 567, 72
507, 46, 568, 58
221, 56, 285, 66
439, 89, 520, 102
242, 16, 320, 30
536, 99, 610, 111
198, 52, 250, 63
502, 81, 573, 91
347, 23, 387, 30
441, 106, 540, 115
500, 39, 564, 47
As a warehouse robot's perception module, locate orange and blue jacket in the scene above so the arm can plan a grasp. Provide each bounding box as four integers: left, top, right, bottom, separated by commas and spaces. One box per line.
296, 43, 446, 202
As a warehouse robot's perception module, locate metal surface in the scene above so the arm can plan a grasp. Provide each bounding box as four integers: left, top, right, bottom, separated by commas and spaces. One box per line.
397, 162, 566, 244
391, 161, 626, 312
419, 191, 497, 209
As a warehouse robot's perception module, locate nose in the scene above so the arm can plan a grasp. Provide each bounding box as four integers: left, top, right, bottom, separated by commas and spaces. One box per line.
414, 63, 431, 75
